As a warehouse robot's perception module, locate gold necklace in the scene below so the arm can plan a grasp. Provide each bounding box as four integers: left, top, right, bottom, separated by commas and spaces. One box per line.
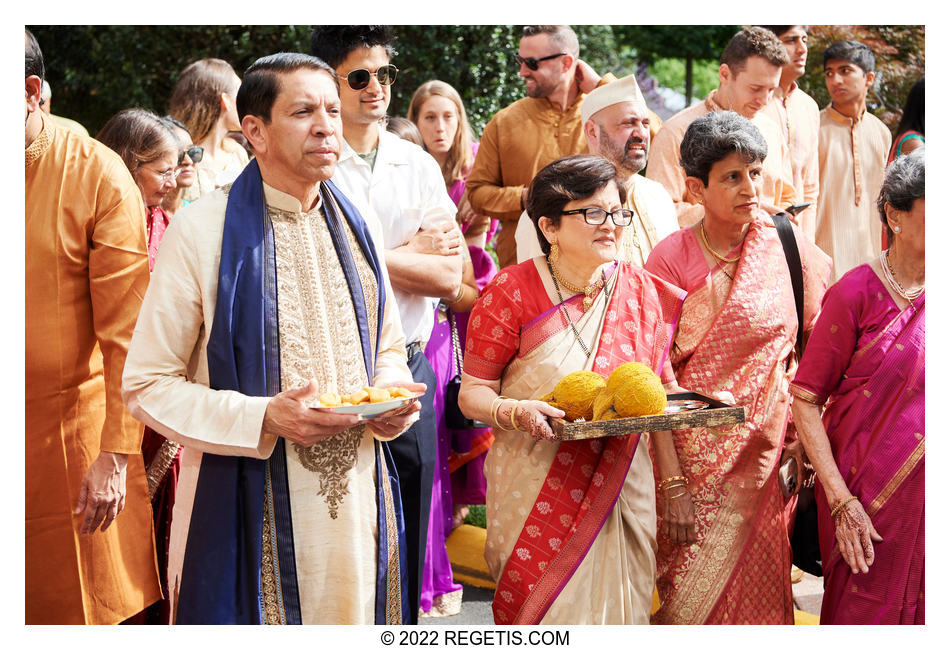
546, 259, 592, 358
548, 259, 605, 312
699, 220, 741, 263
881, 249, 924, 301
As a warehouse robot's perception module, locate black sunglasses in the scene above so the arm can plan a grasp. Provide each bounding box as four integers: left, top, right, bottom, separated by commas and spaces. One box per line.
338, 64, 399, 91
178, 145, 203, 165
513, 52, 567, 71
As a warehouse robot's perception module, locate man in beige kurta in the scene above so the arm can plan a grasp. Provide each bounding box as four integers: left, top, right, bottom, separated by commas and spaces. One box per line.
515, 74, 678, 265
25, 30, 160, 624
466, 25, 631, 269
122, 54, 420, 624
760, 25, 821, 240
816, 41, 891, 280
646, 27, 796, 228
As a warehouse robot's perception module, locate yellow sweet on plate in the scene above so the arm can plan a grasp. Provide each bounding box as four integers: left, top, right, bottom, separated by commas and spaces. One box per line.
319, 392, 343, 407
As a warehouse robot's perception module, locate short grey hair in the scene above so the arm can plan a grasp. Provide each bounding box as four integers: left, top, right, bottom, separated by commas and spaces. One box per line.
878, 148, 925, 245
679, 110, 768, 185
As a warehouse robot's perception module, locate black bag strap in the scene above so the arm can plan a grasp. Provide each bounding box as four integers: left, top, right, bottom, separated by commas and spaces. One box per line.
771, 211, 805, 354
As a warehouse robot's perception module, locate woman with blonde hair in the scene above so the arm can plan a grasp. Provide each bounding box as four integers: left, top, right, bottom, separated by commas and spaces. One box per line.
168, 58, 248, 201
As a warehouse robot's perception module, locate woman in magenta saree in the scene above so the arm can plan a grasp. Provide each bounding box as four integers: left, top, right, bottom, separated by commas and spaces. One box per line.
459, 155, 686, 624
791, 150, 925, 624
644, 112, 831, 624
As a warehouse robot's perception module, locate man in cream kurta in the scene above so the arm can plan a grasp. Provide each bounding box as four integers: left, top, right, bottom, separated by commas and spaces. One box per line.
816, 41, 891, 280
123, 54, 421, 624
515, 74, 678, 265
646, 27, 796, 228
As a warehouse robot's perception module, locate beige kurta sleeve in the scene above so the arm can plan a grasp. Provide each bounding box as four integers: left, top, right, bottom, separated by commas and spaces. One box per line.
122, 203, 275, 459
90, 155, 152, 454
646, 123, 705, 228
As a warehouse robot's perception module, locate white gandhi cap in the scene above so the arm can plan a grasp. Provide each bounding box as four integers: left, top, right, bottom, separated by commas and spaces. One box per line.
581, 73, 648, 125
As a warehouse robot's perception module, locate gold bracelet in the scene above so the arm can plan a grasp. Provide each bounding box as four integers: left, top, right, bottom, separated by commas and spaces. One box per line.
508, 400, 521, 431
489, 396, 505, 429
830, 495, 859, 520
447, 283, 466, 305
668, 489, 689, 499
659, 475, 688, 491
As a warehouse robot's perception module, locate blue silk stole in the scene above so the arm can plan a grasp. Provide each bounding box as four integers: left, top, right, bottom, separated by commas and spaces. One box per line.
176, 159, 408, 624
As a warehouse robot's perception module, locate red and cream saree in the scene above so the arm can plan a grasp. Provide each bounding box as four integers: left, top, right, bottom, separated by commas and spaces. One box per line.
645, 219, 831, 624
464, 259, 684, 624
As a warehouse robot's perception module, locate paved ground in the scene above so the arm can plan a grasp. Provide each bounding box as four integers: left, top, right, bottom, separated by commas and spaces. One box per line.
420, 523, 825, 625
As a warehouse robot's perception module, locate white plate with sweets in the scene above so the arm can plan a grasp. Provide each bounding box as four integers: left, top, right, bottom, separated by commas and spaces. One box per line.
311, 386, 423, 420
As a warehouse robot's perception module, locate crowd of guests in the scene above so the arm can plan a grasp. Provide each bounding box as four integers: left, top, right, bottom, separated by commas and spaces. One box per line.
25, 24, 924, 626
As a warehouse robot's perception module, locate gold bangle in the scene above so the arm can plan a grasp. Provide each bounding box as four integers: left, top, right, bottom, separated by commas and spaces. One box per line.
508, 400, 521, 431
668, 489, 689, 499
489, 396, 505, 429
659, 475, 688, 491
447, 283, 466, 305
830, 495, 859, 520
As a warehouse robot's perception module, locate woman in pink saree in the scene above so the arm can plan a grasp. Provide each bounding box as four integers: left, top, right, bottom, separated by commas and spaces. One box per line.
458, 155, 688, 624
791, 150, 924, 624
644, 111, 831, 624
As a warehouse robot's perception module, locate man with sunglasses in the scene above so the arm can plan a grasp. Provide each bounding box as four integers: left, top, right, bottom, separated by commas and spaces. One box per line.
311, 25, 476, 624
514, 74, 678, 267
466, 25, 615, 269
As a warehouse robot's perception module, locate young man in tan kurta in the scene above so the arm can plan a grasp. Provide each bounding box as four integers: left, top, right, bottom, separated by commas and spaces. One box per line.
760, 25, 821, 240
816, 41, 891, 281
25, 30, 160, 624
646, 27, 796, 228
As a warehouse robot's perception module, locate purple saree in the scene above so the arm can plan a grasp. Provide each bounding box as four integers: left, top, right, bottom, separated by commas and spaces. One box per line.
791, 264, 924, 624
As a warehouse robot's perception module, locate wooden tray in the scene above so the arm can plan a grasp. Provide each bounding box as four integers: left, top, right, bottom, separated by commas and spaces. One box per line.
551, 392, 745, 441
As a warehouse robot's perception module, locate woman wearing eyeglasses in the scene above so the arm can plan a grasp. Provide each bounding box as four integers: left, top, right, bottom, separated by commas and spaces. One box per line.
97, 108, 181, 273
95, 107, 183, 624
643, 111, 831, 624
168, 58, 248, 202
160, 117, 203, 217
458, 154, 688, 624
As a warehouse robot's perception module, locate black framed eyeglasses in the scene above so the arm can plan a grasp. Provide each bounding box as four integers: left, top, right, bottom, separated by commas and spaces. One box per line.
513, 52, 567, 71
561, 207, 634, 226
178, 145, 203, 165
338, 64, 399, 91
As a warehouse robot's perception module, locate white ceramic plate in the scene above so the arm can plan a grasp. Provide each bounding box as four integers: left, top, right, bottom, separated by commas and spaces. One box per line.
311, 394, 422, 420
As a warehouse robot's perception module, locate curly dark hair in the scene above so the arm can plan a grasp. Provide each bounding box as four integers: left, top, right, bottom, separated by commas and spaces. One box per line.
309, 25, 396, 69
526, 154, 627, 256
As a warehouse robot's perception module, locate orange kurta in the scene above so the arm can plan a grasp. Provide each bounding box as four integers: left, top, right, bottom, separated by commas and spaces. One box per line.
25, 116, 161, 624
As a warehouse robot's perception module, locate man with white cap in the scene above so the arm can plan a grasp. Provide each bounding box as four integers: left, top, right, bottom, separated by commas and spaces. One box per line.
514, 73, 679, 265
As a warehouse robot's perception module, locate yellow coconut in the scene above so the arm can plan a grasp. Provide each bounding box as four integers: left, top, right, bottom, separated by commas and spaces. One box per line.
549, 370, 607, 421
613, 369, 667, 417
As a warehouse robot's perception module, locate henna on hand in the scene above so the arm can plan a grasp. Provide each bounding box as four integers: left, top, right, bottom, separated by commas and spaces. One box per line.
835, 500, 876, 573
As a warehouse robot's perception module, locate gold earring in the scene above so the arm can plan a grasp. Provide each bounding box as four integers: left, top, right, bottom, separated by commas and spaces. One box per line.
549, 241, 560, 264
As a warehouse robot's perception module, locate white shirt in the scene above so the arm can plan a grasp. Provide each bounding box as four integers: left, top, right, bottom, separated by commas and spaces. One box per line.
332, 128, 459, 345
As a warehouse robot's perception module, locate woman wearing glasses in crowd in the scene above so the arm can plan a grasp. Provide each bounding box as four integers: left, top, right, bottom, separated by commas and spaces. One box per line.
96, 107, 182, 624
790, 150, 924, 625
643, 111, 831, 624
459, 154, 687, 624
168, 58, 248, 202
97, 108, 180, 273
407, 80, 498, 618
160, 117, 202, 217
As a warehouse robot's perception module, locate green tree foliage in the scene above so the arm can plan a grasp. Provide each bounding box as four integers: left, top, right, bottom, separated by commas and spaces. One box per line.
614, 25, 738, 103
797, 25, 924, 132
28, 25, 922, 138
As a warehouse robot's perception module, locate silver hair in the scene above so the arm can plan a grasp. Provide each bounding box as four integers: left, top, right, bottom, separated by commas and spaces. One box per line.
679, 110, 768, 185
878, 148, 925, 244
